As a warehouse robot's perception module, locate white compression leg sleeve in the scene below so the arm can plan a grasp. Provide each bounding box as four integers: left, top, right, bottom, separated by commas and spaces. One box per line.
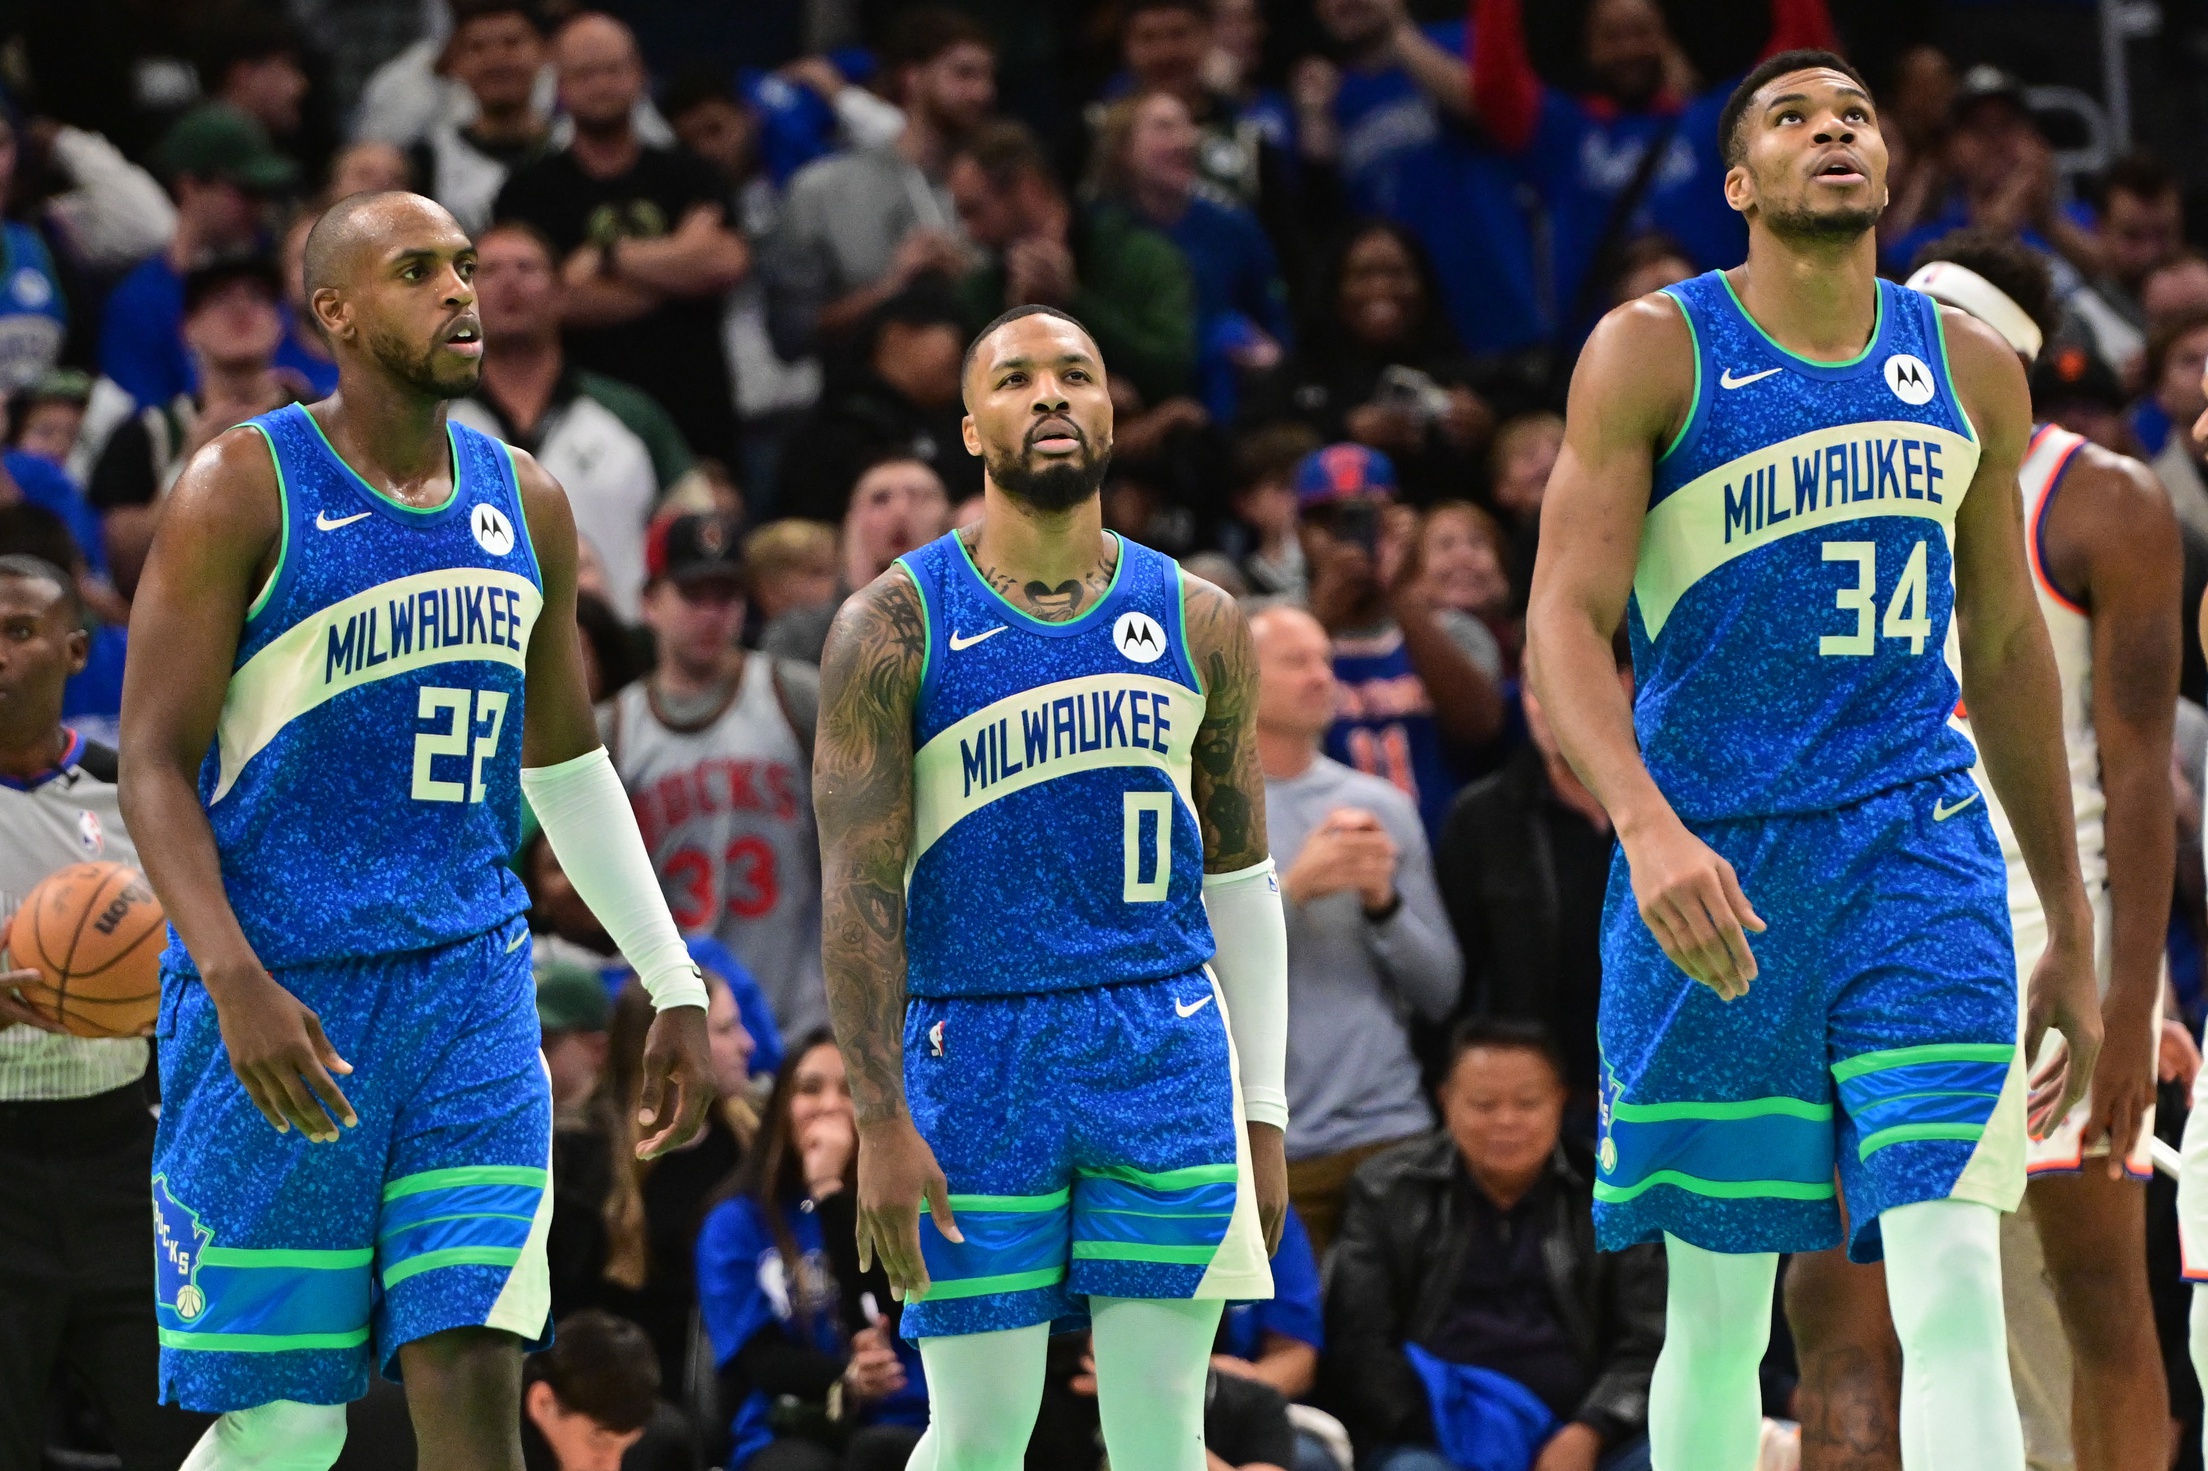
1091, 1296, 1226, 1471
179, 1401, 347, 1471
906, 1323, 1050, 1471
2193, 1287, 2208, 1463
1649, 1236, 1774, 1471
1879, 1198, 2024, 1471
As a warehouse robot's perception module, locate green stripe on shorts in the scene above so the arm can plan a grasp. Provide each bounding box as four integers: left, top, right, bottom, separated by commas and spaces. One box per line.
911, 1266, 1067, 1302
381, 1245, 522, 1289
1610, 1096, 1832, 1123
1858, 1121, 1988, 1160
1832, 1043, 2014, 1082
921, 1189, 1071, 1215
1071, 1240, 1222, 1264
196, 1246, 373, 1270
159, 1326, 370, 1353
1593, 1170, 1837, 1204
381, 1165, 548, 1202
1079, 1162, 1238, 1191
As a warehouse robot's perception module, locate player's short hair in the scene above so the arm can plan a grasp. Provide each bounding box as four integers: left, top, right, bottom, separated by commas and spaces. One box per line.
0, 552, 82, 623
1908, 228, 2060, 341
523, 1310, 658, 1433
1718, 48, 1873, 169
881, 5, 997, 69
1445, 1016, 1568, 1088
960, 304, 1097, 387
0, 505, 85, 579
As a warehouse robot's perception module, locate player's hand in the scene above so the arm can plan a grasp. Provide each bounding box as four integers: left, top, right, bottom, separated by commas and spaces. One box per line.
855, 1113, 960, 1301
2081, 995, 2157, 1176
2160, 1016, 2201, 1089
1248, 1120, 1287, 1255
635, 1004, 716, 1158
1619, 813, 1764, 999
0, 919, 67, 1033
2024, 929, 2104, 1138
202, 964, 355, 1142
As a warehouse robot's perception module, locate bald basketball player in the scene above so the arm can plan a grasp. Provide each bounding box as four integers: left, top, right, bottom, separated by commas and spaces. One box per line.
119, 191, 714, 1470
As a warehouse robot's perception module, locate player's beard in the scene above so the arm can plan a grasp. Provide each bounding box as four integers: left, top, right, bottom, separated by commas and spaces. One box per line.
987, 431, 1112, 513
365, 321, 481, 400
1759, 196, 1883, 246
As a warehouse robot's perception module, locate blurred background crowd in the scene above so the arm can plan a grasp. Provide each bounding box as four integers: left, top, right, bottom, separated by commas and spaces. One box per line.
12, 0, 2208, 1468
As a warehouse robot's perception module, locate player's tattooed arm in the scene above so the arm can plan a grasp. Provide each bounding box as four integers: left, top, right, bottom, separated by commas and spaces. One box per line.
816, 567, 962, 1297
815, 569, 927, 1123
1182, 571, 1269, 873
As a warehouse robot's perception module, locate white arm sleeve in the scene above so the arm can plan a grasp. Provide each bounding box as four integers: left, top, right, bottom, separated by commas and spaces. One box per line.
520, 747, 707, 1012
1202, 859, 1288, 1131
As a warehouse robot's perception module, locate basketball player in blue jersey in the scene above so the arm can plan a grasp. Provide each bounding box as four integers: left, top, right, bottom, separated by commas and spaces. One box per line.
812, 303, 1290, 1471
1525, 51, 2105, 1471
116, 192, 717, 1471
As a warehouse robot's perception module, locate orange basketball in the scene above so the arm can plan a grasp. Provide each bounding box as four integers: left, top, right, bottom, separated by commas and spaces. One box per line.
7, 861, 165, 1038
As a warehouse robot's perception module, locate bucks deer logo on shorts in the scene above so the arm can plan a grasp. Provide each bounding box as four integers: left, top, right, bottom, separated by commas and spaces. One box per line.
153, 1175, 213, 1322
1596, 1068, 1622, 1177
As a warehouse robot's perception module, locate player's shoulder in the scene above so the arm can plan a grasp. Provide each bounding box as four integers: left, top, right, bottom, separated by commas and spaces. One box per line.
820, 559, 928, 689
166, 422, 282, 535
1569, 289, 1697, 434
2048, 432, 2178, 562
1932, 305, 2032, 440
1177, 565, 1253, 697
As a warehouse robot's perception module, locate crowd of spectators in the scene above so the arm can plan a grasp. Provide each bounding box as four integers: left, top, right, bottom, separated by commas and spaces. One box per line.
14, 1, 2208, 1469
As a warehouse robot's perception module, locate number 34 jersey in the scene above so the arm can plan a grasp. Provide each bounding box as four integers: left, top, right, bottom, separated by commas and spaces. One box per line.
897, 530, 1215, 999
1633, 272, 1984, 822
179, 403, 542, 971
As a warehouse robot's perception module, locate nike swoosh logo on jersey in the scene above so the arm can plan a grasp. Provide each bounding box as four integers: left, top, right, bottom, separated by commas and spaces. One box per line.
1933, 793, 1981, 821
316, 510, 373, 531
1718, 366, 1784, 390
948, 626, 1007, 651
505, 931, 528, 953
1174, 994, 1213, 1019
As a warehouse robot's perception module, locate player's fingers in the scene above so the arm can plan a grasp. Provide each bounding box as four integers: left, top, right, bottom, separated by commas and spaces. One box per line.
0, 987, 67, 1033
637, 1075, 712, 1158
854, 1214, 877, 1277
267, 1063, 340, 1141
1696, 876, 1757, 983
298, 1056, 357, 1131
302, 1011, 353, 1076
2107, 1099, 2145, 1182
1716, 861, 1766, 934
236, 1069, 292, 1134
925, 1172, 963, 1243
635, 1055, 669, 1131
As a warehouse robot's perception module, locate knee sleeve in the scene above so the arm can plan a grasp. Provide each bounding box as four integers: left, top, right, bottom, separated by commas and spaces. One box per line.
1090, 1297, 1223, 1471
1648, 1237, 1774, 1471
179, 1401, 348, 1471
1879, 1198, 2024, 1471
909, 1324, 1049, 1471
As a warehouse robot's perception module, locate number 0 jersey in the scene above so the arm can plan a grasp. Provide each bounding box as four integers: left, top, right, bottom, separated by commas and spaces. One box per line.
173, 403, 542, 972
1633, 271, 1984, 822
898, 530, 1214, 999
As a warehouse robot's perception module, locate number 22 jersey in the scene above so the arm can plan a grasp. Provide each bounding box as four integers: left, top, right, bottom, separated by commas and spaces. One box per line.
174, 402, 542, 971
1632, 272, 1984, 822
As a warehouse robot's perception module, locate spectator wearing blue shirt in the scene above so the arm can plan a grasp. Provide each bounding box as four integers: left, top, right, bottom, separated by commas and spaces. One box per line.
1299, 0, 1545, 356
1469, 0, 1837, 342
98, 105, 332, 412
1094, 90, 1291, 423
0, 115, 66, 396
697, 1034, 927, 1471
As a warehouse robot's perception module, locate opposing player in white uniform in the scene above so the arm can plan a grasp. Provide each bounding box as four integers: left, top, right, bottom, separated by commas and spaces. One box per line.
1784, 232, 2178, 1471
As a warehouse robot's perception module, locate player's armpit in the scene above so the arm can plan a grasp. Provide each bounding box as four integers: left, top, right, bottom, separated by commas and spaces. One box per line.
1182, 571, 1269, 874
815, 567, 927, 1126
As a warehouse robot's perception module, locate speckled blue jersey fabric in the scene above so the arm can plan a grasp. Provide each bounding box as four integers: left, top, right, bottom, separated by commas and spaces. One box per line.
151, 406, 554, 1409
164, 402, 539, 976
152, 915, 551, 1409
1596, 273, 2021, 1261
892, 532, 1268, 1336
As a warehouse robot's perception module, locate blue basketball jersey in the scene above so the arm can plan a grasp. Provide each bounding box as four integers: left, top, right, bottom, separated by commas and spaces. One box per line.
176, 403, 541, 971
1633, 272, 1983, 821
898, 531, 1214, 998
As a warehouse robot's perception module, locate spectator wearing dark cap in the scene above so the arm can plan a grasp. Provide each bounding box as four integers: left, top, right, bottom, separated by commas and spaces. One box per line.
772, 286, 978, 523
88, 254, 300, 599
97, 105, 328, 412
604, 513, 827, 1040
7, 370, 93, 472
2031, 341, 2135, 453
450, 220, 697, 619
1880, 65, 2101, 284
1299, 444, 1506, 840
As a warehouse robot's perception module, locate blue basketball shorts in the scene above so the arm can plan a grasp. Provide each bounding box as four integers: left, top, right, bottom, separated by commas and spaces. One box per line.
1595, 771, 2025, 1263
151, 912, 551, 1411
900, 966, 1273, 1340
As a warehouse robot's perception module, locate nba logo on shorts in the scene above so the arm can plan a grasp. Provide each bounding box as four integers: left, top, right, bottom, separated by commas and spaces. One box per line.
928, 1019, 946, 1057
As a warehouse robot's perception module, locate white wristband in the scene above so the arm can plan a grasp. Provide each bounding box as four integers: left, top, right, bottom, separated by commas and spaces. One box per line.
1202, 858, 1289, 1130
520, 747, 707, 1012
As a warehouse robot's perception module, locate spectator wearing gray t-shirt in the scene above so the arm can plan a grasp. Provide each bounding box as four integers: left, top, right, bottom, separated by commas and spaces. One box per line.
1252, 603, 1461, 1255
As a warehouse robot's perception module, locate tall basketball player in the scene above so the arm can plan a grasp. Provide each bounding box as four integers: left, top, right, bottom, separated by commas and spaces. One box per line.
1784, 234, 2178, 1471
119, 192, 715, 1470
813, 304, 1288, 1471
1524, 51, 2102, 1471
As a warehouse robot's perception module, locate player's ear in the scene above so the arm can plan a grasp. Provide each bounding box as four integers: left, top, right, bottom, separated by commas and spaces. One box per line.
310, 286, 350, 343
64, 626, 88, 677
961, 413, 982, 458
1723, 162, 1754, 218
